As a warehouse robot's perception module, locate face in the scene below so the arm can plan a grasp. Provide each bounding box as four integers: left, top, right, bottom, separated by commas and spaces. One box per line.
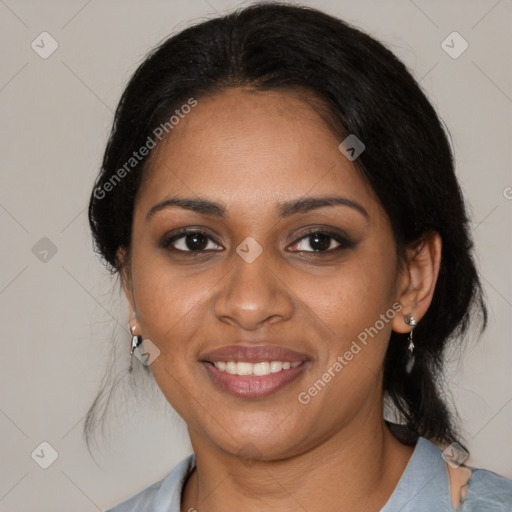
122, 87, 409, 460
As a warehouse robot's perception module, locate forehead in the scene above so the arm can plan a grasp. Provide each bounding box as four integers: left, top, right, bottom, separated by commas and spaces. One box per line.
137, 87, 379, 217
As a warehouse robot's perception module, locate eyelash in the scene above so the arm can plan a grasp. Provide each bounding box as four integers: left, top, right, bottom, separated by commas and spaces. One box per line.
160, 227, 355, 255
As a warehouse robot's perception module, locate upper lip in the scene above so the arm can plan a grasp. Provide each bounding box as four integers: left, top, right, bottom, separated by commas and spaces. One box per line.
200, 344, 310, 363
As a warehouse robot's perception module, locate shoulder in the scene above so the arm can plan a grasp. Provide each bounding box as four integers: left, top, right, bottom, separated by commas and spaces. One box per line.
105, 454, 196, 512
381, 435, 512, 512
415, 436, 512, 511
460, 467, 512, 511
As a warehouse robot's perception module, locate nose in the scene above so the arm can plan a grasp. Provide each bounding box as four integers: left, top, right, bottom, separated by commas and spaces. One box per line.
213, 245, 295, 331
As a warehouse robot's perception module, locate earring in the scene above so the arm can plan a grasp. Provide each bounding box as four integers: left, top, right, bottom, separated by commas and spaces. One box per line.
404, 313, 417, 353
129, 320, 142, 371
404, 314, 417, 374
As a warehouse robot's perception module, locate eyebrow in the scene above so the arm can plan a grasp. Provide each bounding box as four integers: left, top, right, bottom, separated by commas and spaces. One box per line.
146, 194, 369, 221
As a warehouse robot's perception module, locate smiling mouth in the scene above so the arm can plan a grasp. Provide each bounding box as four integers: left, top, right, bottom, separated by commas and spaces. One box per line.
201, 359, 309, 398
199, 344, 311, 398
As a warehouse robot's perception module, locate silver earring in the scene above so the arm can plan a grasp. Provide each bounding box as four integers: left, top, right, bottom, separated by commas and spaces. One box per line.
404, 313, 417, 353
404, 314, 417, 373
130, 334, 142, 356
129, 323, 142, 371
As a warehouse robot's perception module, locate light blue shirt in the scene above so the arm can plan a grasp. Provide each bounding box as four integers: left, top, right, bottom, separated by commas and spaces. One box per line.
106, 436, 512, 511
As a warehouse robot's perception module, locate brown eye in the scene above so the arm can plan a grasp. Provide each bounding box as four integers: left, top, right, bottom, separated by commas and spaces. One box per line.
289, 230, 355, 253
161, 230, 223, 253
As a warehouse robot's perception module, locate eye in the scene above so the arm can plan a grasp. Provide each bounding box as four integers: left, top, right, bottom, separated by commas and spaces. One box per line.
161, 229, 223, 253
289, 230, 354, 253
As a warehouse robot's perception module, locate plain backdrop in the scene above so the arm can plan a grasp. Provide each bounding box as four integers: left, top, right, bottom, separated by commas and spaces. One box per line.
1, 0, 511, 510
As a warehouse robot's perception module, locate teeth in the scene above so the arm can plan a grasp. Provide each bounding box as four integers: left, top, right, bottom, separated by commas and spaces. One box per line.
236, 362, 253, 376
212, 360, 302, 376
253, 362, 270, 376
270, 361, 282, 373
226, 361, 237, 375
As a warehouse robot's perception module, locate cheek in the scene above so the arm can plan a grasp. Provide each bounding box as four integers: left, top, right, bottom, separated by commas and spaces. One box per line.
296, 272, 395, 425
299, 252, 397, 344
129, 255, 210, 419
129, 250, 210, 357
295, 251, 398, 418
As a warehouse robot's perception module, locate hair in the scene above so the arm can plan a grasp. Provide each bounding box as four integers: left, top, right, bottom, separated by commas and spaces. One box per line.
85, 2, 487, 452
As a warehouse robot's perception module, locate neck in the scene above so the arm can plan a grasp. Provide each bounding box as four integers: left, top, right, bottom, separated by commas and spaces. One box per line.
181, 410, 415, 512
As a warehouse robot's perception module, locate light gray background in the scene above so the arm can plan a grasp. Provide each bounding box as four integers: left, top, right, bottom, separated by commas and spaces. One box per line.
1, 0, 511, 510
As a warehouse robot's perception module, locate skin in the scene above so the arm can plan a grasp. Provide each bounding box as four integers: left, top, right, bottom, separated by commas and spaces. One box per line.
119, 87, 442, 511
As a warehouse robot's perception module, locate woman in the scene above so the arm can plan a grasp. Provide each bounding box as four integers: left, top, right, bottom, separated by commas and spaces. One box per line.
87, 3, 512, 511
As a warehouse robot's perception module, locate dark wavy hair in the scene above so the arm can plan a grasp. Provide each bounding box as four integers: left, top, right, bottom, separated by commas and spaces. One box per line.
85, 2, 487, 451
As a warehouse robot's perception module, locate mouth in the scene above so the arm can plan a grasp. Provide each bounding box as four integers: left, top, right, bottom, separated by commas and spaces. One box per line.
200, 345, 311, 398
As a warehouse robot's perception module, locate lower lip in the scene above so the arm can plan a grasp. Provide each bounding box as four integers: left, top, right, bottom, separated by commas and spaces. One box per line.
201, 362, 309, 398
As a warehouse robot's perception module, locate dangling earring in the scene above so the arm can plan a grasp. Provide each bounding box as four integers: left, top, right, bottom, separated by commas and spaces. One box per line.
404, 313, 417, 373
404, 313, 417, 352
129, 316, 142, 372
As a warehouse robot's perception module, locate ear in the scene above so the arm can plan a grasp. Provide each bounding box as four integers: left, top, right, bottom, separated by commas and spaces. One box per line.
392, 231, 442, 334
116, 246, 138, 332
